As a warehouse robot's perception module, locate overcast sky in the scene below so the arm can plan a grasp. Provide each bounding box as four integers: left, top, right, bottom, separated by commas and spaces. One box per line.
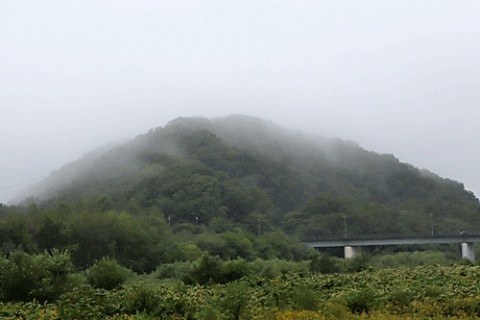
1, 1, 479, 203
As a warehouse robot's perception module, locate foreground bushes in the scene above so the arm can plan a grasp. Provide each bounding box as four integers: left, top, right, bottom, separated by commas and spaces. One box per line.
0, 250, 80, 302
4, 276, 480, 319
86, 258, 131, 290
116, 265, 480, 319
3, 251, 480, 319
155, 255, 311, 284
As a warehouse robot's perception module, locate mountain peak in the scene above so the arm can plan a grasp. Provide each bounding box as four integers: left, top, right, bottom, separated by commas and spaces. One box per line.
19, 115, 479, 237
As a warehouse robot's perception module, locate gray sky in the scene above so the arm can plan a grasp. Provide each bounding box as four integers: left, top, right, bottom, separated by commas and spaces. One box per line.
1, 1, 479, 203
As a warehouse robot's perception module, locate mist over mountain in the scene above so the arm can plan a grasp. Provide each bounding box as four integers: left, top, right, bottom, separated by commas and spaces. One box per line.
22, 115, 480, 238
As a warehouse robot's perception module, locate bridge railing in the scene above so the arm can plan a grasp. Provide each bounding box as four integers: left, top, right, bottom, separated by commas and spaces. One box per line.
301, 232, 480, 242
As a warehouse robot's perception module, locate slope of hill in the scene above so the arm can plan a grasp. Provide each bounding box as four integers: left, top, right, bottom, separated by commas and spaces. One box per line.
24, 115, 480, 239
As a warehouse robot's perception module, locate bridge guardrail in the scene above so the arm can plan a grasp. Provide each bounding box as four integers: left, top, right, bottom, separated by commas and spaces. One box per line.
301, 232, 480, 242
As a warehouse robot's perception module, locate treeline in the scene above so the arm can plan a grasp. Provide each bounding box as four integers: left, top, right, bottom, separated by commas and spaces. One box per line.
1, 200, 468, 275
0, 203, 315, 272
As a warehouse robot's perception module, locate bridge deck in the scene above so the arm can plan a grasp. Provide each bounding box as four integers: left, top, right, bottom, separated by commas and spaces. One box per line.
304, 235, 480, 248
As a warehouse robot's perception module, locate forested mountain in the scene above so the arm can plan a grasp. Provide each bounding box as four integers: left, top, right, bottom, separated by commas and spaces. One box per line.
2, 114, 480, 318
23, 115, 479, 239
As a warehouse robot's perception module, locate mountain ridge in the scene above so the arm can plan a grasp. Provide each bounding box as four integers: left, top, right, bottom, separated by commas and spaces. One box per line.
21, 115, 480, 238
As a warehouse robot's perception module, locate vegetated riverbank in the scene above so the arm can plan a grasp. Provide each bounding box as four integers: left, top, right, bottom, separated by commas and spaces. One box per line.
1, 250, 480, 319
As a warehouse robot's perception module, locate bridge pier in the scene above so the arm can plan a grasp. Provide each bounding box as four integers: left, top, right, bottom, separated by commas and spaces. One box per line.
344, 246, 358, 259
461, 242, 475, 262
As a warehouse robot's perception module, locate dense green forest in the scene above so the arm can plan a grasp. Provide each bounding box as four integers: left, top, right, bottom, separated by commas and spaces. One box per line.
1, 115, 479, 265
2, 116, 479, 266
19, 115, 480, 237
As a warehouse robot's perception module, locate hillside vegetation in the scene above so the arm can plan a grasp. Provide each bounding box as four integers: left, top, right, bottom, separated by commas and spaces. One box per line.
23, 115, 479, 239
0, 115, 477, 267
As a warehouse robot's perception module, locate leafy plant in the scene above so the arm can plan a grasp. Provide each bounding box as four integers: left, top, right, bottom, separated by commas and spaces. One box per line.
57, 285, 121, 320
86, 258, 131, 290
345, 287, 380, 314
0, 250, 78, 302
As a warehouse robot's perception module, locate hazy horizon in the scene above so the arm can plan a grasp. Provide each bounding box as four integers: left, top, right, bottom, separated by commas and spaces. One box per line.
1, 1, 479, 203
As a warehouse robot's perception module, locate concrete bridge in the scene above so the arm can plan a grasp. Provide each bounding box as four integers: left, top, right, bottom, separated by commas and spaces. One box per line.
304, 234, 480, 262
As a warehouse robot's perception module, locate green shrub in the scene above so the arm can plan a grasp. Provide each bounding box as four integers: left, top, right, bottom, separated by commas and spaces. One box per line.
121, 280, 164, 315
195, 301, 227, 320
343, 254, 371, 273
345, 287, 379, 314
249, 258, 310, 278
218, 281, 253, 320
0, 251, 37, 302
155, 261, 194, 280
388, 288, 415, 310
442, 297, 480, 317
0, 250, 78, 302
310, 253, 339, 274
0, 301, 54, 319
184, 254, 223, 285
423, 286, 443, 299
222, 258, 251, 282
291, 284, 319, 311
371, 250, 454, 268
57, 285, 121, 320
86, 258, 131, 290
